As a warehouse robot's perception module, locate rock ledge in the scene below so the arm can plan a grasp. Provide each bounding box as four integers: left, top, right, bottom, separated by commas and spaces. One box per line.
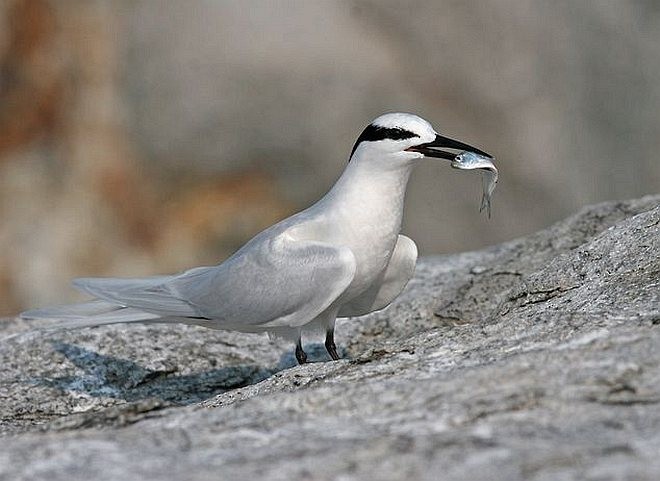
1, 195, 659, 480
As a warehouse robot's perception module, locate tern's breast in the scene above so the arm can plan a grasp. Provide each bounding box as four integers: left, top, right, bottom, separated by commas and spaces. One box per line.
334, 201, 402, 300
296, 156, 412, 304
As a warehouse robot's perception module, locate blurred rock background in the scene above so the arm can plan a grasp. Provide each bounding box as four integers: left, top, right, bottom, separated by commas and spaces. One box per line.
0, 0, 658, 315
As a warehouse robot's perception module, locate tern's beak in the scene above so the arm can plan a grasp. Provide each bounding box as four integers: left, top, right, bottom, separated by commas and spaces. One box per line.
406, 134, 492, 160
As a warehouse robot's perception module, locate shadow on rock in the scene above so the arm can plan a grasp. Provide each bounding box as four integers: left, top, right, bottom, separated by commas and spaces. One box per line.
31, 342, 293, 405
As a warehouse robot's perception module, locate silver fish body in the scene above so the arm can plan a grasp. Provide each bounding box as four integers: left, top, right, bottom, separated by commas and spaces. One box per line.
451, 151, 498, 218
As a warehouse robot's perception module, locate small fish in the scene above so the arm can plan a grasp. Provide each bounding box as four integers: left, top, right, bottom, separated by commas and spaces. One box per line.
451, 151, 498, 218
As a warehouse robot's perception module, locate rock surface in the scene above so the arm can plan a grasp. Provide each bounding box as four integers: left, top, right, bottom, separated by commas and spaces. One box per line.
1, 195, 659, 480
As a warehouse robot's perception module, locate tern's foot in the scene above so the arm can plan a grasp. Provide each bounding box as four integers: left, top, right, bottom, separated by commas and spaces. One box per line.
325, 330, 340, 361
295, 341, 307, 365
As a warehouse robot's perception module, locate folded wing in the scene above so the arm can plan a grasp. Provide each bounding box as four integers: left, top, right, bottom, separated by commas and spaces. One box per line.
170, 234, 357, 328
69, 233, 356, 330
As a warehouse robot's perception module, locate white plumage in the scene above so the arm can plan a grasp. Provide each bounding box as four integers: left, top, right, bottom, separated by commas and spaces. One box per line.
22, 113, 494, 363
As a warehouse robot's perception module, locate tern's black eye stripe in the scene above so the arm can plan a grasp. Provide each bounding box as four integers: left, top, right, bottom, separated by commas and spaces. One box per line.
349, 124, 419, 159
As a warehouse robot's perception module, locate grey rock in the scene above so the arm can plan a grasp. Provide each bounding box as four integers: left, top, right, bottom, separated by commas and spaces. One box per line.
1, 195, 659, 480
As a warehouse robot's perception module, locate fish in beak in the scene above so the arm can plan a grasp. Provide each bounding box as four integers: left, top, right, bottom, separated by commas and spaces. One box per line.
407, 134, 498, 218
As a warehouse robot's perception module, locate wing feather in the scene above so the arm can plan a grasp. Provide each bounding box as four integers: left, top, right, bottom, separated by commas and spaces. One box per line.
70, 233, 356, 329
170, 234, 356, 328
72, 275, 199, 317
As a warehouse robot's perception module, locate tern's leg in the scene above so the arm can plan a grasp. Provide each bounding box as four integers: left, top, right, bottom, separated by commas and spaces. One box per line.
324, 328, 340, 361
295, 338, 307, 365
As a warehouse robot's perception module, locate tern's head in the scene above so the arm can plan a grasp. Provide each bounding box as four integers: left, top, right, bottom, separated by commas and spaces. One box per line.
349, 112, 492, 164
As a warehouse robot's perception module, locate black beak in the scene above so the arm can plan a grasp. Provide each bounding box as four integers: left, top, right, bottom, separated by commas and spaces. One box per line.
406, 134, 492, 160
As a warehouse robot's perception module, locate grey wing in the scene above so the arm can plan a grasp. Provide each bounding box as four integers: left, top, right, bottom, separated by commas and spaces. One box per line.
73, 274, 201, 317
339, 235, 417, 317
169, 233, 357, 328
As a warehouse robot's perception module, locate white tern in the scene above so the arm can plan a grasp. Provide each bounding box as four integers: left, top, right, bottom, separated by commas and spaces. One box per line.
22, 112, 495, 364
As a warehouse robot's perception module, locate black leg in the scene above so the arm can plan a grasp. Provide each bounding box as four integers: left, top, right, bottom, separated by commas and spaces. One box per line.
325, 329, 340, 361
295, 338, 307, 365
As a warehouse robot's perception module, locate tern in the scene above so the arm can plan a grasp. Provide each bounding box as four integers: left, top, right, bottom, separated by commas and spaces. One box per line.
22, 113, 493, 364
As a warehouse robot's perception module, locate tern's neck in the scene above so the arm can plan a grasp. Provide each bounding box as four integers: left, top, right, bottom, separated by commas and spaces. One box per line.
322, 158, 414, 217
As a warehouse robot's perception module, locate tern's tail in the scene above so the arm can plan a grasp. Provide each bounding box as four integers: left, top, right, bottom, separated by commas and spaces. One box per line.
20, 300, 160, 330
